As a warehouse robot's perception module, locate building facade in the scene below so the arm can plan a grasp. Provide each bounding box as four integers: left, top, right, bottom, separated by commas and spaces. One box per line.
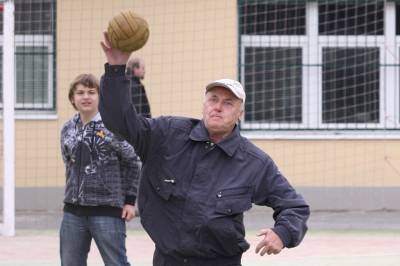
1, 0, 399, 211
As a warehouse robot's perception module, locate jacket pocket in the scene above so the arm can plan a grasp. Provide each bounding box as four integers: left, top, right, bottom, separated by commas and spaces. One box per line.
100, 162, 121, 192
198, 186, 252, 256
215, 186, 252, 215
147, 166, 176, 200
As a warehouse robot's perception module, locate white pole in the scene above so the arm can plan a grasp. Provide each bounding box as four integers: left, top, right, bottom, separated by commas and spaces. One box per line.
1, 0, 15, 236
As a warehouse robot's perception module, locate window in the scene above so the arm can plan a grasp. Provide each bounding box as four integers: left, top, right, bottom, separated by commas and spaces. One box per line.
239, 2, 306, 35
239, 0, 394, 132
322, 48, 380, 123
0, 0, 56, 111
244, 47, 302, 123
319, 2, 384, 35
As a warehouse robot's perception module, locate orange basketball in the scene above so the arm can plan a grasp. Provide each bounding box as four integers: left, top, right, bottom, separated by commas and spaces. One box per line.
107, 10, 150, 52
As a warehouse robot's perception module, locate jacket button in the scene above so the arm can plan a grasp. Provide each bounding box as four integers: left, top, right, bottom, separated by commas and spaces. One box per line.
216, 192, 222, 198
156, 186, 160, 191
183, 258, 188, 263
227, 208, 232, 213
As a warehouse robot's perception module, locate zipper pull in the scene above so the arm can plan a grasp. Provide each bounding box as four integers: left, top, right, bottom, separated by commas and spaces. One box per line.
163, 178, 175, 184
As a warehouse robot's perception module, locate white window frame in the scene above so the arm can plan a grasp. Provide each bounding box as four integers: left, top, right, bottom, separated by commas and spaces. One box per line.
317, 38, 385, 129
0, 34, 54, 109
240, 36, 308, 130
240, 1, 400, 138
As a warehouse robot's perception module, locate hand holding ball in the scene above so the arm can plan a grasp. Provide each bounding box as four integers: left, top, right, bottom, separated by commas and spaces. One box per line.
107, 10, 149, 52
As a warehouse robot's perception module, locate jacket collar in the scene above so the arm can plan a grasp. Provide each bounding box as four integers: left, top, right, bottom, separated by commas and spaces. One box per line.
73, 112, 102, 127
92, 112, 102, 122
189, 120, 241, 157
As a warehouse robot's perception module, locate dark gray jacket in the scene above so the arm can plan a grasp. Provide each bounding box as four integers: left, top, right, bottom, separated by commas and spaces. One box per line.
99, 64, 310, 263
61, 112, 139, 208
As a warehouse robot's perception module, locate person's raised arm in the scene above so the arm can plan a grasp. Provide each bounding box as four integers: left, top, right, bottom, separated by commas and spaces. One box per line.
98, 32, 132, 142
99, 32, 155, 162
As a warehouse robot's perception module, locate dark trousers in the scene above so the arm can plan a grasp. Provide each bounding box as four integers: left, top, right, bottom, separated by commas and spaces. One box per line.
153, 248, 242, 266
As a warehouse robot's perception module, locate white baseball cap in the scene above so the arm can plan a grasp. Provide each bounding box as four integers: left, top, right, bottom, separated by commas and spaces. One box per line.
206, 79, 246, 103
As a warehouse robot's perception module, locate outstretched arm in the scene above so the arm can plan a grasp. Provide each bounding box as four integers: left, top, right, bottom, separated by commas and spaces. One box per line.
253, 159, 310, 253
99, 32, 157, 162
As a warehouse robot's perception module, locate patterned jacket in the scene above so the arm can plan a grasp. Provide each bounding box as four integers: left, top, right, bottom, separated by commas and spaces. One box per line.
60, 112, 139, 208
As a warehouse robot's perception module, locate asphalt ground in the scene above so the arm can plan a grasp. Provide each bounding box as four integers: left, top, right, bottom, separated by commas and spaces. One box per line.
1, 207, 399, 266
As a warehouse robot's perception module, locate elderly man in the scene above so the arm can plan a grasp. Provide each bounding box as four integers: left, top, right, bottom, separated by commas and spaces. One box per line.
125, 57, 151, 118
100, 34, 310, 266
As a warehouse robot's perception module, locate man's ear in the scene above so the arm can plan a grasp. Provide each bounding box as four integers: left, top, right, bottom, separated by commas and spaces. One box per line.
237, 109, 244, 124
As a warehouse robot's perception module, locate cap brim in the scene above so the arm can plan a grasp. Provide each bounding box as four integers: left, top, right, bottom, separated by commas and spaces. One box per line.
206, 82, 242, 100
206, 81, 225, 91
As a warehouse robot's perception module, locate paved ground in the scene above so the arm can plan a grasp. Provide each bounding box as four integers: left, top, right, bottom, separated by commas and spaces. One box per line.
1, 207, 399, 266
1, 229, 399, 266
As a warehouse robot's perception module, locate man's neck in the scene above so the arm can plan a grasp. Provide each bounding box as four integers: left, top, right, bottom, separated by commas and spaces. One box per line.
209, 131, 231, 143
80, 111, 98, 125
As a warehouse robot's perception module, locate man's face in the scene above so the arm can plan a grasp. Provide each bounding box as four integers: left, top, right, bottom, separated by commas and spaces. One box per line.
202, 87, 243, 141
71, 84, 99, 114
133, 62, 145, 79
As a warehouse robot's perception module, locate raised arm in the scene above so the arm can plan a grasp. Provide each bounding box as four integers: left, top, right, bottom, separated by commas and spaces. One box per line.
99, 32, 160, 162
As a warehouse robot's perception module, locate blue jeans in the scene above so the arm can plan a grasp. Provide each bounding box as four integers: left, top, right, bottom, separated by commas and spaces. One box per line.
60, 212, 131, 266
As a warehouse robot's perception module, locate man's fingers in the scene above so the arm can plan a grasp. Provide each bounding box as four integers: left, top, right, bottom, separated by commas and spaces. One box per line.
255, 237, 270, 254
122, 204, 136, 221
255, 228, 271, 253
261, 247, 268, 256
255, 240, 264, 253
258, 245, 281, 256
125, 214, 132, 221
258, 246, 270, 256
257, 228, 269, 236
267, 248, 274, 255
255, 228, 283, 256
272, 248, 281, 255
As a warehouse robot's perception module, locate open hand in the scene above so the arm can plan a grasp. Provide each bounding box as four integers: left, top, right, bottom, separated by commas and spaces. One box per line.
255, 228, 284, 256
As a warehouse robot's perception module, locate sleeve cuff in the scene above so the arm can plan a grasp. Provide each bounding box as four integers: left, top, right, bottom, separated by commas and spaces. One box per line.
124, 195, 136, 206
272, 225, 292, 248
104, 63, 126, 77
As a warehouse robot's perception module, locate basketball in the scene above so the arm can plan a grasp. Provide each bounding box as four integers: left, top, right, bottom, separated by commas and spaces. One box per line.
107, 10, 150, 52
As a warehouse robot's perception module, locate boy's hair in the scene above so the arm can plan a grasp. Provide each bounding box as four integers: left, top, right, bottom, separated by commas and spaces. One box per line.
68, 73, 100, 109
